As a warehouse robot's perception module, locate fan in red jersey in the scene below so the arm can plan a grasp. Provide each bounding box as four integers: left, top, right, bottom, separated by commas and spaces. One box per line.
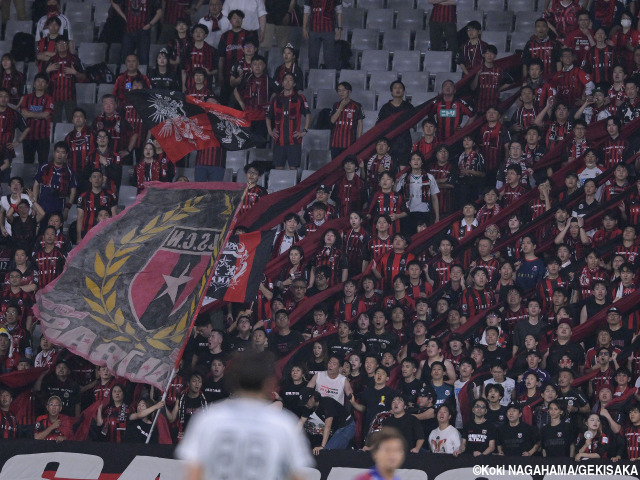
113, 54, 151, 107
412, 118, 439, 160
522, 19, 562, 78
330, 81, 364, 159
43, 37, 85, 123
19, 73, 54, 165
111, 0, 162, 65
471, 45, 515, 115
457, 21, 488, 76
76, 170, 118, 240
550, 48, 595, 107
430, 80, 474, 141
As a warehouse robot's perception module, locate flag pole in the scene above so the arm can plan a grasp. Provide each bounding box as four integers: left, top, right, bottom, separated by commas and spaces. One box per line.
145, 366, 176, 444
145, 186, 248, 444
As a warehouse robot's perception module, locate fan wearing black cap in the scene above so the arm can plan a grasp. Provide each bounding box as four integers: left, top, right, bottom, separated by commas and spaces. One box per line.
298, 387, 354, 454
300, 185, 339, 224
606, 306, 633, 349
36, 357, 81, 417
496, 403, 538, 456
411, 385, 438, 438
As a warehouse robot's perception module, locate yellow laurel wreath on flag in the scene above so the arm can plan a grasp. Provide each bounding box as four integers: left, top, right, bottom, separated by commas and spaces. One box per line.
82, 195, 218, 352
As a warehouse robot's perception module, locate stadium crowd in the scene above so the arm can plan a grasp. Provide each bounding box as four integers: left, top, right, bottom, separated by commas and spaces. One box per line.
2, 0, 640, 463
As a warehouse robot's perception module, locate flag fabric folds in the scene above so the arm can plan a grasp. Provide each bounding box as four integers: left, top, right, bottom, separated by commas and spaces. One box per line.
126, 89, 256, 161
34, 182, 244, 389
207, 230, 276, 303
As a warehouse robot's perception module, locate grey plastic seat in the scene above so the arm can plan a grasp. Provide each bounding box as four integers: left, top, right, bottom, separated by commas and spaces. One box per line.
382, 29, 411, 52
368, 71, 398, 93
357, 0, 384, 8
388, 0, 415, 9
306, 149, 332, 170
414, 30, 431, 52
360, 49, 390, 72
423, 51, 452, 73
362, 110, 378, 132
225, 150, 247, 175
433, 71, 462, 93
53, 123, 73, 143
392, 50, 422, 72
481, 30, 508, 53
510, 31, 530, 51
78, 42, 107, 65
301, 130, 331, 157
316, 88, 338, 109
76, 83, 97, 104
514, 11, 540, 31
409, 91, 437, 105
267, 169, 297, 193
456, 9, 483, 30
307, 69, 336, 91
396, 8, 425, 31
248, 148, 274, 163
339, 69, 368, 90
350, 29, 380, 52
366, 9, 394, 33
342, 8, 366, 29
485, 10, 513, 31
401, 72, 431, 95
477, 0, 505, 10
508, 0, 535, 10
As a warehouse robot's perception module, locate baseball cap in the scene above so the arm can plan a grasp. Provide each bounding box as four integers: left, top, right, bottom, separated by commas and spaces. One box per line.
607, 306, 621, 315
557, 318, 573, 328
417, 385, 437, 400
316, 184, 331, 193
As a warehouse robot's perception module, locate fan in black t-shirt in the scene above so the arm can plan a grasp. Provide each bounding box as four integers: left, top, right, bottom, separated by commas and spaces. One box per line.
457, 398, 496, 456
349, 366, 398, 432
496, 404, 537, 456
540, 400, 575, 457
380, 395, 425, 452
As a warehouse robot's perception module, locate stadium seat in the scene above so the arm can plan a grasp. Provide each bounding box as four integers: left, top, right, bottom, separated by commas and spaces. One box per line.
307, 69, 336, 91
382, 30, 411, 52
247, 148, 274, 163
119, 64, 147, 75
350, 29, 380, 52
433, 71, 462, 93
409, 91, 437, 105
176, 167, 195, 181
414, 30, 431, 52
5, 21, 32, 39
514, 11, 540, 31
11, 163, 39, 186
316, 88, 337, 109
306, 149, 332, 170
342, 8, 366, 29
301, 129, 330, 157
485, 10, 513, 31
148, 44, 165, 66
456, 9, 483, 30
267, 46, 282, 76
93, 2, 110, 22
78, 43, 107, 65
388, 0, 415, 9
225, 150, 247, 175
395, 8, 425, 31
300, 169, 315, 180
97, 83, 113, 102
53, 123, 73, 143
222, 168, 233, 182
477, 0, 505, 10
339, 70, 368, 90
360, 49, 390, 72
423, 51, 452, 73
356, 90, 377, 110
368, 71, 398, 93
508, 0, 535, 9
65, 3, 92, 20
267, 169, 297, 193
402, 72, 431, 94
71, 21, 95, 43
118, 186, 138, 207
77, 102, 99, 121
366, 9, 394, 33
510, 31, 530, 51
392, 50, 422, 72
76, 83, 97, 104
415, 0, 432, 10
362, 110, 378, 132
377, 90, 392, 107
356, 0, 384, 8
107, 43, 122, 64
482, 30, 508, 53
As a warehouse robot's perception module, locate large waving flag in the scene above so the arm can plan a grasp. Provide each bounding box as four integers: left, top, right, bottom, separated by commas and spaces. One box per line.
127, 90, 257, 161
34, 182, 244, 389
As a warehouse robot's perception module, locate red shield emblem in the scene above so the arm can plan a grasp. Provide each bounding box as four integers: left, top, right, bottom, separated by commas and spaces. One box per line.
128, 226, 217, 331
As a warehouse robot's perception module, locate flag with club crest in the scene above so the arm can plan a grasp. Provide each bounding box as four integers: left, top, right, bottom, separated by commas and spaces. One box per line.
127, 89, 257, 161
34, 182, 244, 389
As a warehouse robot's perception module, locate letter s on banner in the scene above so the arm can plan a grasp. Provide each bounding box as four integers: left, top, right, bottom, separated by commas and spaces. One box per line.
118, 456, 187, 480
0, 453, 104, 480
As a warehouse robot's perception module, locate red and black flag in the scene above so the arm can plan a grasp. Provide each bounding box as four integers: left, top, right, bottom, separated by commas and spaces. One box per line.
126, 90, 256, 162
207, 230, 276, 303
34, 182, 244, 389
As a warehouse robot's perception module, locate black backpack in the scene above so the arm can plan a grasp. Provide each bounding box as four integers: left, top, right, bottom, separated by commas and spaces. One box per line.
84, 63, 115, 84
11, 32, 36, 63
